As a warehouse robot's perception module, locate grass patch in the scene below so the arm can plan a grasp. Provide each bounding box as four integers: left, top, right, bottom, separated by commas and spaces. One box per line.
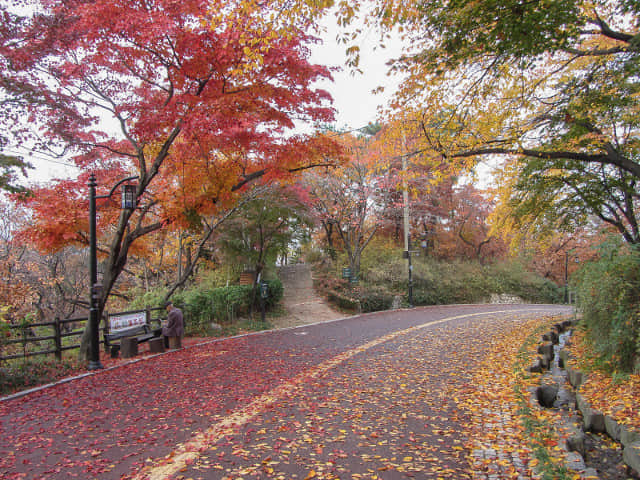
0, 356, 84, 396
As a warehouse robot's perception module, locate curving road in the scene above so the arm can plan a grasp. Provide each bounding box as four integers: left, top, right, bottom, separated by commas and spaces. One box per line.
0, 304, 572, 479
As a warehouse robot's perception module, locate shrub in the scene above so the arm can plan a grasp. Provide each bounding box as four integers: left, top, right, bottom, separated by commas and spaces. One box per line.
193, 264, 243, 289
127, 287, 169, 310
489, 261, 563, 304
129, 277, 284, 336
262, 278, 283, 309
327, 290, 360, 311
0, 358, 82, 396
408, 258, 560, 306
174, 284, 253, 334
357, 286, 395, 313
574, 239, 640, 373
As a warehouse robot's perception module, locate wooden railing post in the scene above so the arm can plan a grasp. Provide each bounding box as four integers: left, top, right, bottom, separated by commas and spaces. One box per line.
54, 317, 62, 361
102, 311, 109, 352
21, 321, 28, 359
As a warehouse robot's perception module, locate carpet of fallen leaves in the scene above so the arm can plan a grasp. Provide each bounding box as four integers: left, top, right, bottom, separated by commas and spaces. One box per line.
0, 332, 335, 479
454, 315, 575, 479
133, 312, 572, 480
153, 320, 481, 480
98, 337, 210, 369
565, 329, 640, 432
0, 307, 577, 480
0, 337, 210, 398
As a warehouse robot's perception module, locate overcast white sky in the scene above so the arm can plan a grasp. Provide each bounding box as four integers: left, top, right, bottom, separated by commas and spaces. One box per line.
309, 24, 404, 131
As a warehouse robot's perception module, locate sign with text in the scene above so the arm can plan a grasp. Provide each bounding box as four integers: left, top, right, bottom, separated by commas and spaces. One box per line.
108, 311, 147, 332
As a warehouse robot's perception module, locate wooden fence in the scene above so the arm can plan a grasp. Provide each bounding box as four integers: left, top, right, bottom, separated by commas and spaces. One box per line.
0, 307, 166, 364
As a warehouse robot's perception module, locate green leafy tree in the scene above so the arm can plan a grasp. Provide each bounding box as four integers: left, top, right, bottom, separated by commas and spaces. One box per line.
0, 152, 32, 193
336, 0, 640, 180
218, 185, 314, 279
494, 157, 640, 245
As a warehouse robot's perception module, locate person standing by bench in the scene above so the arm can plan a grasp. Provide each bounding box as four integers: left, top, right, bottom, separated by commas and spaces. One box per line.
163, 301, 184, 350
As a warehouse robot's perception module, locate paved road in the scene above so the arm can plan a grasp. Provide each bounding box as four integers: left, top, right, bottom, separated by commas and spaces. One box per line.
0, 304, 572, 479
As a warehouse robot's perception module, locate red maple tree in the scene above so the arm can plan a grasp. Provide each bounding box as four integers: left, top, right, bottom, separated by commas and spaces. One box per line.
1, 0, 341, 358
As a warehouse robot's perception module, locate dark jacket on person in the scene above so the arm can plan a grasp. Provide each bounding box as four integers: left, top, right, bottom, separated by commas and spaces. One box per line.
163, 307, 184, 337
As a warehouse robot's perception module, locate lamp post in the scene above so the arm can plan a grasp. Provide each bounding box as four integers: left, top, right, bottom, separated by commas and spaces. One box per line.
564, 250, 569, 304
87, 173, 138, 370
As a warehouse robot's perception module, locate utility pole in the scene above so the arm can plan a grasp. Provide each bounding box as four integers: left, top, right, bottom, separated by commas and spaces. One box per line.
402, 134, 414, 307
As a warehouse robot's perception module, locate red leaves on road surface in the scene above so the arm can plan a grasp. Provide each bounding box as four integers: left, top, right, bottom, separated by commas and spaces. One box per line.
0, 311, 589, 480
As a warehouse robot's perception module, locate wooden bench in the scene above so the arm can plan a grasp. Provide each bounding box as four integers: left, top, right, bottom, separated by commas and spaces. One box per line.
104, 310, 162, 358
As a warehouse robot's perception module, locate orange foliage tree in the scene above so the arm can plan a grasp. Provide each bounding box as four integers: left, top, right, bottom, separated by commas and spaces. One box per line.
365, 120, 505, 264
2, 0, 342, 358
306, 131, 393, 278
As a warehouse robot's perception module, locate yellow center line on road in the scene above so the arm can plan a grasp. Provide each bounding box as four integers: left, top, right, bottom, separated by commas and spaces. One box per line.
133, 308, 556, 480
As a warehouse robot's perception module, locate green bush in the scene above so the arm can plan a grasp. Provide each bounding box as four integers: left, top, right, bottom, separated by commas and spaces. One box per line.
173, 284, 253, 334
402, 258, 560, 306
0, 358, 82, 396
314, 243, 561, 313
263, 278, 283, 309
413, 260, 490, 304
489, 261, 563, 304
126, 287, 169, 310
193, 264, 243, 289
129, 277, 284, 336
357, 287, 395, 313
327, 290, 360, 311
574, 240, 640, 373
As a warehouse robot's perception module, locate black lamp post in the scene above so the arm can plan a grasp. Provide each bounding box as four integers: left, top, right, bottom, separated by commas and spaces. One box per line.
564, 250, 569, 304
87, 173, 138, 370
402, 234, 414, 308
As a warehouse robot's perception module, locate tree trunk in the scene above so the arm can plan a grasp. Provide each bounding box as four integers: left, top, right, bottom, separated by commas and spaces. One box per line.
177, 231, 184, 281
78, 326, 91, 361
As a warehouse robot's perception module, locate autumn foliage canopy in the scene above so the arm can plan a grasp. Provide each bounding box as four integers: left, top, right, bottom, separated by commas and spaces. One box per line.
1, 0, 342, 308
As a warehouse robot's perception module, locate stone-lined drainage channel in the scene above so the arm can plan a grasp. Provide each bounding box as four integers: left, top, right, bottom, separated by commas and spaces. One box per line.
531, 321, 639, 479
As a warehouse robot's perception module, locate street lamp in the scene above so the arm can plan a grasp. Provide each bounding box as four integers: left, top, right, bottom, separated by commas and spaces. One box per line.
564, 250, 569, 304
87, 173, 138, 370
564, 249, 580, 304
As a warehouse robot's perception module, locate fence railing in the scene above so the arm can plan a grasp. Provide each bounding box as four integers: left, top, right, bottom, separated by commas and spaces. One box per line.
0, 307, 166, 364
